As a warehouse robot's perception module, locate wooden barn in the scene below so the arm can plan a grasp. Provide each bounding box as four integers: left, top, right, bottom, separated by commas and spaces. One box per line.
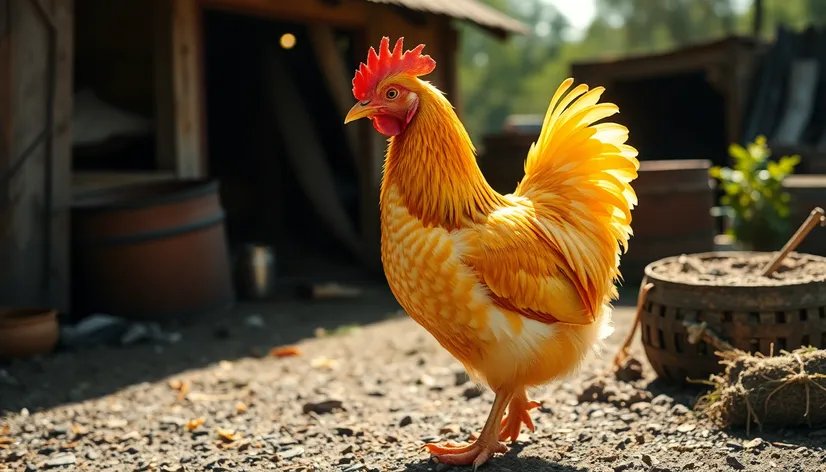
0, 0, 523, 316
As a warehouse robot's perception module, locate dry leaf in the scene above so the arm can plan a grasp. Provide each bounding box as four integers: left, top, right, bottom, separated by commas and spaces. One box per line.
186, 418, 205, 432
270, 345, 301, 358
216, 427, 241, 442
61, 441, 79, 450
168, 379, 191, 400
235, 402, 248, 413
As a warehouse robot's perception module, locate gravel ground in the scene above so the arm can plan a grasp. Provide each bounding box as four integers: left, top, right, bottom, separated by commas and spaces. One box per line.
1, 286, 825, 472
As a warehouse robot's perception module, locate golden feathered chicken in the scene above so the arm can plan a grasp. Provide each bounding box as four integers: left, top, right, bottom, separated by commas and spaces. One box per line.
344, 37, 639, 469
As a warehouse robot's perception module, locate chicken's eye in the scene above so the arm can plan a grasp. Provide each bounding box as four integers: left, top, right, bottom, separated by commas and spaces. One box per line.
385, 88, 399, 100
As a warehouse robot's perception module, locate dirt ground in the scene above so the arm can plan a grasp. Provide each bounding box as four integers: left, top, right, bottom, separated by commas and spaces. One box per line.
1, 285, 825, 472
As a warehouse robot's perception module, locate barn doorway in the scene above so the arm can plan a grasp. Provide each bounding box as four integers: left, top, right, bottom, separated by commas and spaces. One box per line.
202, 9, 369, 284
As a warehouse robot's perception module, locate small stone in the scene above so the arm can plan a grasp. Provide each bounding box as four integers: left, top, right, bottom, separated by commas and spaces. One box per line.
119, 431, 141, 442
641, 454, 657, 467
743, 438, 764, 449
462, 387, 482, 399
676, 423, 696, 433
726, 455, 745, 470
669, 404, 690, 416
726, 441, 743, 451
683, 463, 696, 470
338, 454, 356, 464
278, 446, 305, 460
343, 464, 366, 472
43, 453, 76, 468
651, 394, 672, 407
302, 400, 344, 415
614, 462, 634, 472
335, 427, 355, 436
417, 374, 436, 387
47, 424, 70, 438
86, 450, 100, 460
453, 371, 468, 386
399, 415, 414, 427
630, 402, 651, 413
614, 357, 644, 382
439, 424, 460, 435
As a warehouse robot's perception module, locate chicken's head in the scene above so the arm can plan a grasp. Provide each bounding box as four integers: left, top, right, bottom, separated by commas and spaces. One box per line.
344, 37, 436, 137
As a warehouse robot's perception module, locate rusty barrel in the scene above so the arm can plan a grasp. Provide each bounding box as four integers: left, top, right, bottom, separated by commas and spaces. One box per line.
71, 179, 235, 320
622, 159, 716, 283
783, 175, 826, 257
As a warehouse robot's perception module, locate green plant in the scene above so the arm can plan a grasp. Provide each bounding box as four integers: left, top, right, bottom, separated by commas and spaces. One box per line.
709, 136, 800, 251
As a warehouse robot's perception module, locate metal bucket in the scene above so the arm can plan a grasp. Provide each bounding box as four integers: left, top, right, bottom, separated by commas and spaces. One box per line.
234, 244, 275, 300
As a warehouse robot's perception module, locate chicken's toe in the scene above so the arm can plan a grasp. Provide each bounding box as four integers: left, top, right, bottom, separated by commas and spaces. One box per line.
499, 396, 541, 442
425, 439, 508, 467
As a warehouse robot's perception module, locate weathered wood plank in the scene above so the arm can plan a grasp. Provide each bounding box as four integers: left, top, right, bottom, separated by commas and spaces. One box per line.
1, 0, 50, 305
50, 0, 73, 312
200, 0, 367, 27
154, 0, 205, 178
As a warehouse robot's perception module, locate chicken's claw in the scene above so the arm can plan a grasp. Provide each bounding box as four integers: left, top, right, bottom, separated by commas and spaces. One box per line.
499, 395, 541, 443
424, 439, 508, 469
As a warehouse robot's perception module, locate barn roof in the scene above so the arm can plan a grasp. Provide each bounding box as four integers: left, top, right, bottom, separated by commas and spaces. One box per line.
366, 0, 527, 36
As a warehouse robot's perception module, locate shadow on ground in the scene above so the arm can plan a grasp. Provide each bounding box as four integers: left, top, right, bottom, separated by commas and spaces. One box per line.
403, 454, 588, 472
0, 281, 645, 416
0, 281, 403, 415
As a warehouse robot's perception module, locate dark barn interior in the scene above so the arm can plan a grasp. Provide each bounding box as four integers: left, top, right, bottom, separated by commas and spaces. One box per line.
202, 9, 364, 281
607, 71, 728, 166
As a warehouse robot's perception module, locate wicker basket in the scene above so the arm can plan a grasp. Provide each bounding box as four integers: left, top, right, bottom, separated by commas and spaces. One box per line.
640, 251, 826, 384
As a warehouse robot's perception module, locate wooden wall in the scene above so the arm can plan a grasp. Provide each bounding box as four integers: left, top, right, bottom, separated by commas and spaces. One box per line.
0, 0, 73, 311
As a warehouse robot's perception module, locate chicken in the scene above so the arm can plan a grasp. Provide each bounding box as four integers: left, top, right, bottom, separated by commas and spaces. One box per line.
344, 37, 639, 469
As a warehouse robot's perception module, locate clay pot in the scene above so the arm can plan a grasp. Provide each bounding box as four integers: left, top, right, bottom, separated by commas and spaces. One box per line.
0, 308, 59, 359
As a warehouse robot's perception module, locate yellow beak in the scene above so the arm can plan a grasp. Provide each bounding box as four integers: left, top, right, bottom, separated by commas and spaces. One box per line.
344, 102, 378, 124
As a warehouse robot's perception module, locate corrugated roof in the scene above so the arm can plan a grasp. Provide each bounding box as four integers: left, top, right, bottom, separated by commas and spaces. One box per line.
366, 0, 527, 36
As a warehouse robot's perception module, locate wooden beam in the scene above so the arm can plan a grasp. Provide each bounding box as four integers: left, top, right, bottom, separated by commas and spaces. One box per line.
307, 23, 361, 169
200, 0, 367, 27
50, 0, 73, 312
154, 0, 206, 178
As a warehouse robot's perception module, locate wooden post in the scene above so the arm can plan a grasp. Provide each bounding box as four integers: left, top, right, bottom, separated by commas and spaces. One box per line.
154, 0, 206, 179
50, 0, 74, 312
0, 0, 70, 308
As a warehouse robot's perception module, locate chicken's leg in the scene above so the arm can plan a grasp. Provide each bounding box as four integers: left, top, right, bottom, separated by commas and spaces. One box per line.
424, 390, 512, 470
499, 387, 541, 442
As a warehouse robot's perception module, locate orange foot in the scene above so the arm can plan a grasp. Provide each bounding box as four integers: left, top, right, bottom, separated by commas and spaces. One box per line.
424, 439, 508, 470
499, 393, 541, 443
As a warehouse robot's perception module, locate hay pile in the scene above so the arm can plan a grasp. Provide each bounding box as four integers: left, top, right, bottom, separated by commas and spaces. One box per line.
695, 347, 826, 433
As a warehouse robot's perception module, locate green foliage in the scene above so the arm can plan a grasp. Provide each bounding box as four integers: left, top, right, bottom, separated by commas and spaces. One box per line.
708, 136, 800, 250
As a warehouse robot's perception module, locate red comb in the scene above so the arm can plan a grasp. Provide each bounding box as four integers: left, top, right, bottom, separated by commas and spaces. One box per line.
352, 37, 436, 101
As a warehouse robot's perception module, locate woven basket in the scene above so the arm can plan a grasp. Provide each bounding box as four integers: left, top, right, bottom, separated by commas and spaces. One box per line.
640, 251, 826, 384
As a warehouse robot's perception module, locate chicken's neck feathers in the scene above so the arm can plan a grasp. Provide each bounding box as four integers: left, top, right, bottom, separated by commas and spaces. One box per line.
380, 82, 506, 230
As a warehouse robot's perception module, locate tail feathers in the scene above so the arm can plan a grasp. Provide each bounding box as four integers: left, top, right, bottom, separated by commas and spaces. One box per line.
515, 78, 640, 282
